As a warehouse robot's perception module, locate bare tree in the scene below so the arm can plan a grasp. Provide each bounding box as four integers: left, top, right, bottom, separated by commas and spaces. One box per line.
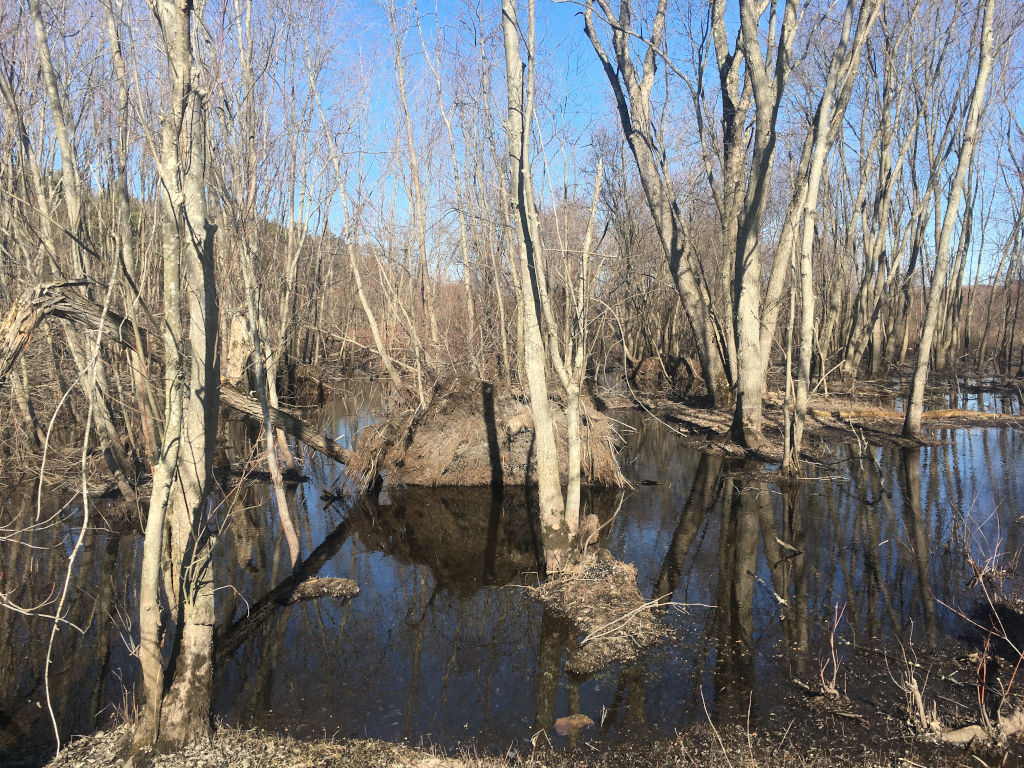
501, 0, 567, 539
785, 0, 882, 471
135, 0, 220, 749
904, 0, 996, 437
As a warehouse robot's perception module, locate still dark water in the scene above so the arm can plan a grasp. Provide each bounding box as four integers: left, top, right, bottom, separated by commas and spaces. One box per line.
2, 392, 1023, 756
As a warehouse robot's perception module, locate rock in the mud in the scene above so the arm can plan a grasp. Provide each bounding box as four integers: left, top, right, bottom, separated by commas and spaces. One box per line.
553, 714, 595, 736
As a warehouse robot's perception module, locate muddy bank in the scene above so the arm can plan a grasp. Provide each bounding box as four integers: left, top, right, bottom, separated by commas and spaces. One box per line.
349, 379, 624, 488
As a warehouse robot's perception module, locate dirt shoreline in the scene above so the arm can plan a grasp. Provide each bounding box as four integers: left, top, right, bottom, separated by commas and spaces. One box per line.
13, 621, 1024, 768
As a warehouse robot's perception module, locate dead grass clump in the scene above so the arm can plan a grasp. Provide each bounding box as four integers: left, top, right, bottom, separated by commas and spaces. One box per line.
532, 549, 667, 676
629, 357, 665, 391
348, 377, 624, 489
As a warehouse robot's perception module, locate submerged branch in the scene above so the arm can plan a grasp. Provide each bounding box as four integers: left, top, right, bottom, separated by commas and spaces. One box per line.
215, 512, 361, 664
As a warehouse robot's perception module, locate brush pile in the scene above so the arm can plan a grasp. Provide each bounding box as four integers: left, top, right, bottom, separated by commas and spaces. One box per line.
532, 549, 668, 675
348, 377, 624, 489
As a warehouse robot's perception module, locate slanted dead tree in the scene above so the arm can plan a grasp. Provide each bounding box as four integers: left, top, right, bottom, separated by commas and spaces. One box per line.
212, 0, 302, 567
583, 0, 732, 410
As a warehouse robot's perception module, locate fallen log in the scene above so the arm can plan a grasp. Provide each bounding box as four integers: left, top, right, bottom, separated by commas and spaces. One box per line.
805, 406, 1019, 423
216, 513, 361, 663
920, 408, 1011, 421
218, 385, 351, 464
0, 281, 352, 465
931, 708, 1024, 745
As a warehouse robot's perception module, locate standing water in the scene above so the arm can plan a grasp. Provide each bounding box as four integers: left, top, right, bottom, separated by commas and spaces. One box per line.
1, 396, 1022, 757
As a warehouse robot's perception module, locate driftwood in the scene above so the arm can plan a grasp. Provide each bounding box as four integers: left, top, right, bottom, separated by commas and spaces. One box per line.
809, 407, 1017, 422
289, 576, 359, 602
0, 281, 352, 466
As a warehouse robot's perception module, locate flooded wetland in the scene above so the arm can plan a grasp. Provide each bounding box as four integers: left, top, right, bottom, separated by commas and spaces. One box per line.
4, 0, 1024, 761
4, 389, 1024, 766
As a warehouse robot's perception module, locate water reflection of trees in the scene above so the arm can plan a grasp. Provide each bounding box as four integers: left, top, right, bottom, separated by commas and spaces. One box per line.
4, 421, 1024, 753
0, 485, 134, 751
597, 431, 997, 734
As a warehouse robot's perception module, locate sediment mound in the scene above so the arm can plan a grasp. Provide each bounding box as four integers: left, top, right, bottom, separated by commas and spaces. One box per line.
532, 549, 668, 676
349, 378, 624, 488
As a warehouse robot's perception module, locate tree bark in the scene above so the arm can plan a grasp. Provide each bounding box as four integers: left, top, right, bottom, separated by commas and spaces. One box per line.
501, 0, 566, 536
904, 0, 994, 437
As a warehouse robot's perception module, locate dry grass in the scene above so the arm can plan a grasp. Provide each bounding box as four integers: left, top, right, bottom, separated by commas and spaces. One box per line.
530, 550, 668, 675
349, 377, 624, 489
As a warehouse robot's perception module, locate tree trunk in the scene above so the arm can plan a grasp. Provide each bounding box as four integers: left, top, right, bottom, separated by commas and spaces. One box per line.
904, 0, 994, 437
501, 0, 566, 539
136, 0, 220, 750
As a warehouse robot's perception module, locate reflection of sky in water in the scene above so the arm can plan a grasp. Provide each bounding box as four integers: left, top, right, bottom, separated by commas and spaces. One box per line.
3, 402, 1024, 754
213, 410, 1024, 750
892, 382, 1023, 416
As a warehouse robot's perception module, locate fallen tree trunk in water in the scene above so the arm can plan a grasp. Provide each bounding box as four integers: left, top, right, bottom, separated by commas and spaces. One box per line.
809, 406, 1017, 422
216, 513, 360, 664
0, 281, 352, 466
929, 708, 1024, 745
218, 385, 351, 464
